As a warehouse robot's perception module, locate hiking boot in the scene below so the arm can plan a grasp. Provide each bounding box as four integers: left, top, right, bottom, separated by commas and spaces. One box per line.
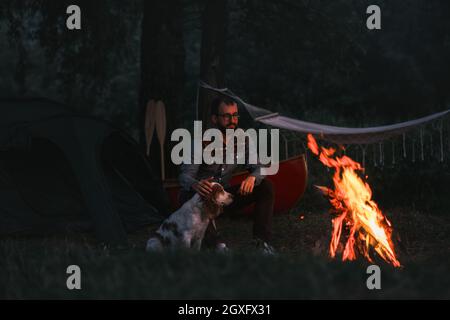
252, 238, 277, 256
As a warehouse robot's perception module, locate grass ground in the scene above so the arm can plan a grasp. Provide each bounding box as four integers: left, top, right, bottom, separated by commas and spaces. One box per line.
0, 203, 449, 299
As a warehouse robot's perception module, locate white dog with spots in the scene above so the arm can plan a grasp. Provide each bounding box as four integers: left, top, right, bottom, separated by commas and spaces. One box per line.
146, 182, 233, 251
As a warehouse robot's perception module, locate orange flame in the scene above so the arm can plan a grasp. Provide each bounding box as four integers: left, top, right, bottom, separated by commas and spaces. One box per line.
307, 134, 401, 267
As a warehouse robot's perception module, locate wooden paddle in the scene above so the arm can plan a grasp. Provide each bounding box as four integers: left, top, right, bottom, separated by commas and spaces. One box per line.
155, 100, 167, 181
144, 99, 156, 156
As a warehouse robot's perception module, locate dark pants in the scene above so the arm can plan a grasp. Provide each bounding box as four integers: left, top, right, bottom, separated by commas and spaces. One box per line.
179, 179, 275, 246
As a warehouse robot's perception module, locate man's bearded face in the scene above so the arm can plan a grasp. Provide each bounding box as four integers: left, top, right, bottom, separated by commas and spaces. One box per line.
212, 102, 239, 132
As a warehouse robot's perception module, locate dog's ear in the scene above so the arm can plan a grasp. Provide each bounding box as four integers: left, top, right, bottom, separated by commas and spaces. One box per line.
209, 184, 224, 204
202, 184, 223, 219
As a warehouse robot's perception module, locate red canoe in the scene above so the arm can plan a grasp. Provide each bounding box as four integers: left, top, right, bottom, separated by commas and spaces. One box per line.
164, 155, 308, 214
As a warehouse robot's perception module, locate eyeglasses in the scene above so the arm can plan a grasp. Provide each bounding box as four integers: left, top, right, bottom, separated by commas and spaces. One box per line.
218, 113, 240, 121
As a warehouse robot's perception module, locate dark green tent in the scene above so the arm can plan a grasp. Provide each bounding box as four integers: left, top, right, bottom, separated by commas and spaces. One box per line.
0, 98, 168, 244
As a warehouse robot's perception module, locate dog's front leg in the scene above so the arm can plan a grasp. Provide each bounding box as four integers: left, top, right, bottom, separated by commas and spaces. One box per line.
181, 232, 192, 249
192, 223, 209, 251
191, 238, 202, 251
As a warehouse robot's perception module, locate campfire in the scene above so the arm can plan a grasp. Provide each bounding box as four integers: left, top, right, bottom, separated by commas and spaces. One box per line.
307, 134, 401, 267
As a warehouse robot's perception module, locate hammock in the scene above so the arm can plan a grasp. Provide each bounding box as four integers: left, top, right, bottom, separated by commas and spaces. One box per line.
199, 81, 450, 145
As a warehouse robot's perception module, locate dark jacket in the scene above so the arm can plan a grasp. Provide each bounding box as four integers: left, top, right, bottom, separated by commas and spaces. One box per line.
179, 138, 264, 194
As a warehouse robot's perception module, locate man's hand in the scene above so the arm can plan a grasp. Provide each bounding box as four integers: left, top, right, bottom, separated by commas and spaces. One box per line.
192, 177, 214, 198
239, 175, 256, 196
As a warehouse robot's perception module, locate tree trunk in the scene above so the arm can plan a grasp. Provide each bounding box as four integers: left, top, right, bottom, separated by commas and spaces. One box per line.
139, 0, 185, 180
199, 0, 227, 125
